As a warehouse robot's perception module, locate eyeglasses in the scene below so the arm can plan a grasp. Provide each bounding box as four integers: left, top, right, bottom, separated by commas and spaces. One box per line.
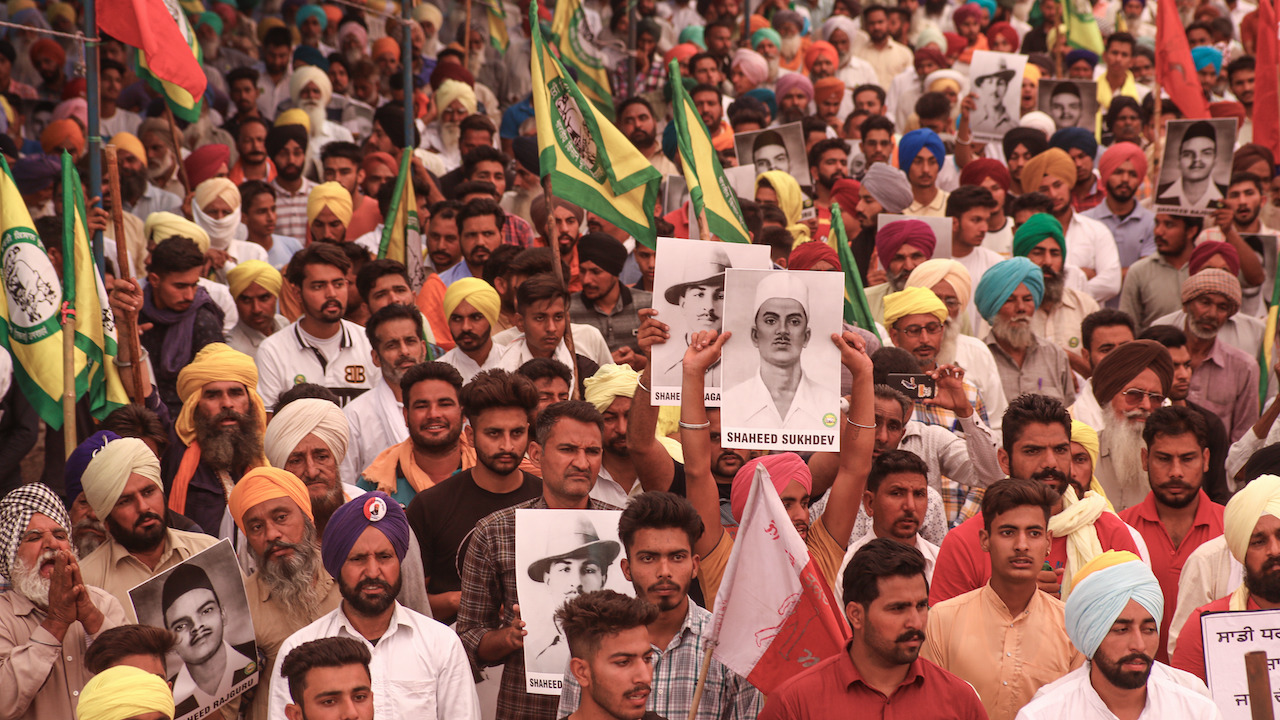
895, 322, 943, 338
1119, 388, 1166, 407
937, 297, 962, 311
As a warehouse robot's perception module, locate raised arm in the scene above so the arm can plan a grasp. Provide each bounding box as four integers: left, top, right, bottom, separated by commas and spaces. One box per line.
680, 330, 732, 560
628, 309, 676, 492
818, 332, 876, 547
927, 364, 1003, 487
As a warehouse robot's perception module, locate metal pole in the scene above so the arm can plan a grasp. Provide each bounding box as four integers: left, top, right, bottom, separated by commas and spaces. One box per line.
403, 0, 414, 151
84, 1, 102, 273
627, 0, 637, 99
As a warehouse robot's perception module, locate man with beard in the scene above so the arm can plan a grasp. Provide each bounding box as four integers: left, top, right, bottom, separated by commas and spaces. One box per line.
1088, 339, 1175, 510
230, 117, 274, 184
1174, 475, 1280, 680
306, 181, 352, 244
358, 361, 474, 507
1119, 213, 1200, 329
269, 492, 480, 719
552, 591, 657, 720
977, 257, 1075, 405
899, 129, 948, 218
1083, 142, 1156, 272
341, 305, 428, 482
0, 484, 124, 720
1117, 407, 1223, 664
228, 468, 341, 720
849, 163, 914, 285
257, 242, 376, 410
28, 38, 65, 101
1018, 552, 1220, 720
1208, 172, 1278, 316
1152, 270, 1261, 443
423, 80, 478, 173
442, 199, 505, 285
616, 97, 676, 178
866, 219, 937, 315
254, 27, 293, 119
160, 562, 257, 716
267, 122, 314, 240
559, 494, 763, 720
138, 117, 186, 198
440, 278, 508, 382
924, 479, 1085, 720
776, 74, 813, 126
849, 7, 911, 87
808, 138, 849, 240
226, 260, 288, 360
78, 436, 219, 618
1017, 214, 1100, 373
570, 233, 652, 355
122, 124, 185, 220
1023, 148, 1122, 304
582, 364, 646, 506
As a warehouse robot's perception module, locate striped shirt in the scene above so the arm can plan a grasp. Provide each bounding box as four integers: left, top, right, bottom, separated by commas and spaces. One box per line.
272, 177, 316, 240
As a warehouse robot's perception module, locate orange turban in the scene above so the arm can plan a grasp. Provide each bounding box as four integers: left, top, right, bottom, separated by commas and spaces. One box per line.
804, 41, 838, 74
814, 76, 844, 104
40, 118, 84, 156
227, 467, 314, 533
373, 36, 399, 60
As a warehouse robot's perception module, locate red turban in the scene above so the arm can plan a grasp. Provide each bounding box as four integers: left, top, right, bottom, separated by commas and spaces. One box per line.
429, 61, 475, 91
664, 42, 700, 67
185, 144, 231, 189
914, 47, 946, 69
1209, 101, 1247, 129
986, 21, 1018, 49
830, 177, 861, 216
958, 158, 1011, 192
29, 38, 65, 66
944, 32, 966, 58
731, 453, 813, 522
790, 240, 841, 270
1097, 141, 1147, 189
362, 151, 397, 176
876, 219, 937, 269
804, 41, 839, 73
1189, 241, 1241, 276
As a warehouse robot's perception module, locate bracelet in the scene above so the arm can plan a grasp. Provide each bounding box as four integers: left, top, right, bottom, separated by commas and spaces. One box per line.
678, 420, 711, 429
846, 417, 877, 429
636, 377, 650, 394
113, 357, 132, 368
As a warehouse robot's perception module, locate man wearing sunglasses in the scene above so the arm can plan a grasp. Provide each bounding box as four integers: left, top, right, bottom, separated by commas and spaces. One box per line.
1088, 339, 1175, 512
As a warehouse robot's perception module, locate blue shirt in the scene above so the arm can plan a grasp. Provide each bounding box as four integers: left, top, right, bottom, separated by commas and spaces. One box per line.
500, 95, 534, 140
1082, 200, 1156, 268
264, 233, 303, 269
438, 261, 474, 286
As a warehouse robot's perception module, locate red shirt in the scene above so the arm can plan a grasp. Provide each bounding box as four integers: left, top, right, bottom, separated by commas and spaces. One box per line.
759, 642, 990, 720
929, 510, 1141, 606
1171, 594, 1261, 681
1119, 490, 1225, 664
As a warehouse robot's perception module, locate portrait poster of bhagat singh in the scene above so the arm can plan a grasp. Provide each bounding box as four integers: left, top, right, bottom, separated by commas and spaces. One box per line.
720, 268, 844, 452
968, 51, 1027, 141
649, 237, 772, 405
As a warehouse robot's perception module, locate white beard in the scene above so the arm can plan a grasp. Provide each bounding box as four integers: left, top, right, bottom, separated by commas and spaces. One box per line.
300, 100, 328, 138
1100, 405, 1149, 501
467, 52, 485, 78
992, 315, 1034, 350
440, 121, 461, 151
780, 35, 802, 60
766, 57, 780, 82
12, 549, 64, 608
148, 151, 175, 183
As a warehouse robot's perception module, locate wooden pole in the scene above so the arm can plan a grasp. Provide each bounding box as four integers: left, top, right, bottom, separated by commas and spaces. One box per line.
685, 641, 716, 720
61, 307, 76, 460
104, 146, 147, 406
1245, 650, 1275, 720
542, 179, 581, 399
464, 0, 474, 71
162, 104, 191, 198
695, 206, 712, 242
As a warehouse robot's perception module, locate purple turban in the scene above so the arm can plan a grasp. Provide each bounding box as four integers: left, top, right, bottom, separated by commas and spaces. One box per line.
775, 73, 814, 103
321, 491, 411, 579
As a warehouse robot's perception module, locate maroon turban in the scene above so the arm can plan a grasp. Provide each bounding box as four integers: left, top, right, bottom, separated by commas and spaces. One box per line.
1091, 339, 1173, 405
876, 219, 937, 269
185, 144, 231, 189
1189, 241, 1241, 276
958, 158, 1011, 192
830, 177, 861, 217
430, 61, 475, 91
789, 240, 841, 271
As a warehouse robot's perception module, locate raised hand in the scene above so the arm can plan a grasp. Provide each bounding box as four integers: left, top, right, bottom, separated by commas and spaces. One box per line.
831, 330, 871, 377
925, 364, 972, 417
636, 308, 671, 356
683, 330, 730, 375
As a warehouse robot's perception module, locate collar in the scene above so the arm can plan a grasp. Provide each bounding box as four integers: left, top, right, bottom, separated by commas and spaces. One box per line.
337, 600, 413, 641
294, 321, 353, 350
107, 528, 182, 569
980, 583, 1044, 622
836, 640, 926, 694
1129, 490, 1217, 528
6, 587, 43, 618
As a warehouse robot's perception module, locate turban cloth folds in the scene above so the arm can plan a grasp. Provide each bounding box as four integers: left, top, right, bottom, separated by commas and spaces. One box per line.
295, 4, 328, 29
65, 431, 123, 509
321, 491, 410, 579
775, 73, 814, 103
1020, 148, 1076, 195
897, 128, 945, 173
861, 162, 913, 214
789, 240, 840, 271
145, 211, 211, 254
443, 277, 501, 327
263, 397, 350, 468
958, 158, 1011, 193
1050, 127, 1098, 159
973, 257, 1044, 322
227, 260, 283, 299
82, 437, 163, 521
436, 78, 478, 115
731, 48, 769, 86
804, 41, 838, 73
1089, 339, 1173, 405
228, 467, 314, 533
76, 665, 176, 720
175, 343, 266, 447
109, 132, 147, 165
1097, 142, 1146, 189
1188, 241, 1240, 276
813, 76, 844, 104
308, 182, 354, 227
584, 364, 639, 414
0, 483, 71, 579
1181, 268, 1241, 315
884, 287, 948, 327
875, 219, 937, 269
1064, 551, 1163, 657
1011, 213, 1066, 259
186, 145, 232, 191
906, 259, 971, 312
756, 170, 809, 244
40, 119, 84, 156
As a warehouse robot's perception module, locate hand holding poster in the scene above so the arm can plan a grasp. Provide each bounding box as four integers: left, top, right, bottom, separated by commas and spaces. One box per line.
720, 268, 844, 451
1201, 608, 1280, 719
1154, 118, 1238, 216
128, 540, 258, 720
968, 51, 1026, 142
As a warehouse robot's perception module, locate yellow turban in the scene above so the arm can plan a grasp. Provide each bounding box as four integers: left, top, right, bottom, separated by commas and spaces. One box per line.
928, 77, 961, 95
274, 107, 312, 133
257, 15, 285, 42
144, 211, 210, 254
194, 177, 240, 212
227, 260, 283, 299
307, 181, 353, 227
443, 277, 500, 327
77, 665, 175, 720
584, 364, 639, 414
884, 287, 948, 328
82, 437, 162, 521
175, 343, 267, 447
436, 79, 478, 115
228, 467, 314, 533
263, 397, 349, 467
46, 1, 74, 25
414, 2, 441, 26
1225, 474, 1280, 563
906, 259, 972, 313
755, 170, 810, 245
1020, 148, 1076, 195
1071, 420, 1099, 469
110, 132, 146, 165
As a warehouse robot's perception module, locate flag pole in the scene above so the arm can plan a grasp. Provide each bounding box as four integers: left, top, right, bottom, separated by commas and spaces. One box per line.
685, 641, 717, 720
542, 179, 581, 399
403, 0, 415, 151
464, 0, 474, 70
104, 145, 147, 405
162, 105, 191, 198
61, 304, 76, 459
84, 0, 104, 273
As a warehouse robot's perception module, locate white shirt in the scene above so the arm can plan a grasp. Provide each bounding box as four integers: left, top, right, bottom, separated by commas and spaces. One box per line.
340, 379, 407, 483
589, 465, 644, 507
493, 323, 613, 367
255, 319, 378, 410
498, 334, 584, 387
226, 314, 289, 359
171, 641, 255, 713
956, 245, 1003, 333
1169, 534, 1242, 657
834, 533, 939, 607
955, 333, 1008, 431
1065, 213, 1122, 304
99, 108, 141, 137
268, 602, 480, 720
724, 370, 830, 431
438, 343, 508, 384
1015, 662, 1219, 720
198, 277, 239, 335
1069, 378, 1108, 433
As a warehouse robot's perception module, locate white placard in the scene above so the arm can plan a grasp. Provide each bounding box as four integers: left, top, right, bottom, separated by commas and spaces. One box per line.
1202, 608, 1280, 719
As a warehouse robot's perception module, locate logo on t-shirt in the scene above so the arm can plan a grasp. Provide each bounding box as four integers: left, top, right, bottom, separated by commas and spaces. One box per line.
345, 365, 366, 384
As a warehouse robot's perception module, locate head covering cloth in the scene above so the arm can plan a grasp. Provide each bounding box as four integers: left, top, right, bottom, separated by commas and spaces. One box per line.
227, 260, 283, 299
443, 277, 501, 326
263, 397, 350, 468
227, 467, 313, 534
973, 256, 1045, 322
1064, 551, 1164, 658
898, 128, 945, 172
320, 492, 410, 578
307, 181, 353, 227
1188, 240, 1241, 276
876, 219, 937, 269
731, 453, 812, 522
1181, 268, 1241, 316
76, 664, 176, 720
82, 437, 162, 521
584, 364, 639, 414
861, 162, 913, 213
1012, 212, 1066, 259
0, 483, 71, 579
1090, 339, 1174, 405
1020, 148, 1076, 195
884, 287, 948, 326
906, 259, 972, 312
175, 343, 267, 447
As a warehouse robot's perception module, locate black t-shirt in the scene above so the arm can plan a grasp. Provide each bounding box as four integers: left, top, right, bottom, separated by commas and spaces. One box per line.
405, 470, 542, 614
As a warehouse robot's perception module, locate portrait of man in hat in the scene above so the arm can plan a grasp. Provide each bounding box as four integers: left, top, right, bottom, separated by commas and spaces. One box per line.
1156, 119, 1232, 211
1041, 80, 1097, 132
970, 52, 1022, 138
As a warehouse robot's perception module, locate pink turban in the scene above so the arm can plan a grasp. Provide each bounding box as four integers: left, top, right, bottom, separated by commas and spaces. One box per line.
1189, 241, 1241, 276
732, 48, 769, 86
776, 73, 814, 102
664, 42, 700, 66
1097, 142, 1148, 188
53, 97, 86, 126
731, 453, 813, 522
876, 219, 937, 269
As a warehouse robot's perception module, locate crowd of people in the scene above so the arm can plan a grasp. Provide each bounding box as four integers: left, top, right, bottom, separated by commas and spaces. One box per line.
0, 0, 1278, 717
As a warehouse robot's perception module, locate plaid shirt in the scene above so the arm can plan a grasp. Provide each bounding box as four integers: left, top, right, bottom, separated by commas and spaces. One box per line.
556, 602, 761, 720
941, 479, 986, 529
273, 177, 317, 240
1072, 177, 1107, 213
504, 214, 535, 249
910, 379, 989, 433
612, 56, 665, 100
456, 496, 620, 720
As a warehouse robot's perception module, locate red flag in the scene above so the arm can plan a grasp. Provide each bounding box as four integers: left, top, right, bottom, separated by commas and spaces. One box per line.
709, 463, 851, 693
1155, 0, 1210, 119
1256, 0, 1280, 160
97, 0, 207, 101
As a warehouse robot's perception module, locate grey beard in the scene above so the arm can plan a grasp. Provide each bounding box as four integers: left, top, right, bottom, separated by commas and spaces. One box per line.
148, 152, 175, 182
992, 315, 1034, 350
13, 549, 73, 608
73, 518, 105, 558
1185, 318, 1219, 341
254, 522, 327, 617
467, 52, 485, 77
1102, 405, 1149, 491
1042, 272, 1065, 306
196, 410, 264, 473
887, 270, 909, 292
780, 35, 802, 59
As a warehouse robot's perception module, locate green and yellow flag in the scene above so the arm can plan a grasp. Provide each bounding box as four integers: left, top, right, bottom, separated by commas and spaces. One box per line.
1261, 272, 1280, 405
668, 60, 750, 245
532, 0, 660, 248
1064, 0, 1105, 54
483, 0, 510, 52
831, 202, 882, 342
378, 151, 425, 292
0, 153, 127, 428
550, 0, 614, 118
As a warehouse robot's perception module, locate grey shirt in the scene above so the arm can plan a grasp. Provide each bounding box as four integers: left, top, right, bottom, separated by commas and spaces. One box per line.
987, 333, 1076, 406
1119, 254, 1189, 330
568, 285, 652, 353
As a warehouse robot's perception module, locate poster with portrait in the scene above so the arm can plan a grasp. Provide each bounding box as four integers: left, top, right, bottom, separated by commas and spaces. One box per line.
515, 509, 629, 696
129, 540, 258, 720
733, 122, 810, 191
1037, 79, 1098, 134
650, 237, 773, 406
720, 268, 844, 452
968, 51, 1027, 142
877, 213, 954, 259
1154, 118, 1238, 217
663, 174, 689, 225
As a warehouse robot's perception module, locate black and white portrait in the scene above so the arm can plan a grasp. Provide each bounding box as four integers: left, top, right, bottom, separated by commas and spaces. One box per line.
734, 122, 810, 190
968, 51, 1026, 141
720, 268, 843, 452
1154, 118, 1237, 216
514, 509, 628, 696
650, 237, 772, 405
1038, 79, 1099, 133
128, 540, 258, 720
878, 213, 954, 259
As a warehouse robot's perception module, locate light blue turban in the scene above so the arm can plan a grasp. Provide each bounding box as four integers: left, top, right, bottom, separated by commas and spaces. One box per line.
679, 25, 705, 49
973, 256, 1044, 322
1065, 553, 1164, 658
898, 129, 945, 173
1191, 45, 1223, 74
295, 4, 328, 30
969, 0, 996, 19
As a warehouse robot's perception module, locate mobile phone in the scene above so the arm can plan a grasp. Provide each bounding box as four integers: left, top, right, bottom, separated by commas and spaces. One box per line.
1209, 200, 1227, 210
887, 373, 936, 400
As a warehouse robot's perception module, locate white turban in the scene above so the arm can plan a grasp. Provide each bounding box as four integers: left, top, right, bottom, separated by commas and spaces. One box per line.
82, 437, 163, 521
264, 398, 350, 468
290, 65, 333, 107
1064, 551, 1163, 658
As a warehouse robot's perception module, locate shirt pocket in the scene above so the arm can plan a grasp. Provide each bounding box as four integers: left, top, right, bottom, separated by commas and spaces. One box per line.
388, 676, 438, 718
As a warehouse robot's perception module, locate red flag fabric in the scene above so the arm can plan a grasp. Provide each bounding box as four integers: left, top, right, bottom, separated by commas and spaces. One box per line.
97, 0, 206, 100
710, 462, 851, 694
1155, 0, 1210, 119
1256, 0, 1280, 161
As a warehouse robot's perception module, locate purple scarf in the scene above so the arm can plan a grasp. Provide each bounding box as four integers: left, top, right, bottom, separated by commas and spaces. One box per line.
140, 284, 221, 376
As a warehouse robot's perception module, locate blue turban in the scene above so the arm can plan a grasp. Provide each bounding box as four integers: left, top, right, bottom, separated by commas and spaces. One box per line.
1065, 49, 1099, 68
973, 256, 1044, 322
744, 88, 777, 120
295, 4, 328, 30
662, 121, 678, 161
293, 45, 330, 71
1050, 127, 1098, 159
969, 0, 996, 19
320, 492, 411, 579
64, 431, 123, 510
1191, 45, 1223, 73
898, 129, 945, 173
1065, 551, 1164, 658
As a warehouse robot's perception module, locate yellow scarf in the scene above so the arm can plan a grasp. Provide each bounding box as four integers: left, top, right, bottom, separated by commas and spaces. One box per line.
1047, 486, 1108, 599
